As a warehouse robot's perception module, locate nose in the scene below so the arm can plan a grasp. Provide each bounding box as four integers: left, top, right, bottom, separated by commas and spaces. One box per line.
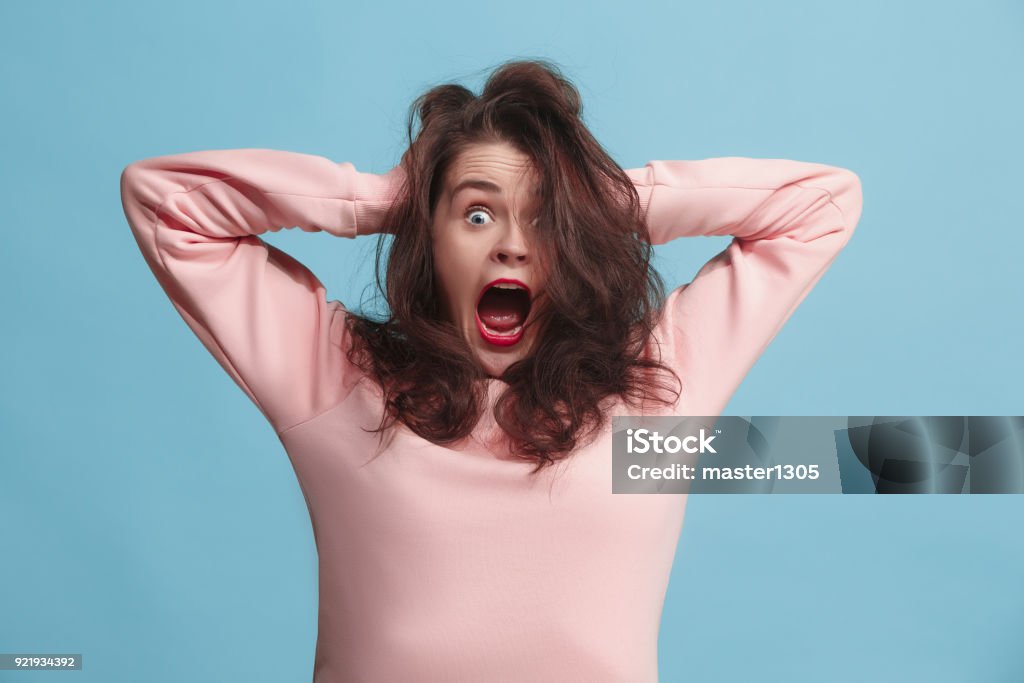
491, 218, 533, 265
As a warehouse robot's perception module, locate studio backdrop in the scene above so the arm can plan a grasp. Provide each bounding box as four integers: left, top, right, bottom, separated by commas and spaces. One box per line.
2, 1, 1022, 682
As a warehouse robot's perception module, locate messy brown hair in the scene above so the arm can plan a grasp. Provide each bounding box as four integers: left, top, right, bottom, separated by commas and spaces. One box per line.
343, 58, 681, 473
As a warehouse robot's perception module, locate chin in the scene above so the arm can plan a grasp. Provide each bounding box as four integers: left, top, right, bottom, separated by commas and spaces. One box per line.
474, 345, 522, 379
469, 328, 534, 379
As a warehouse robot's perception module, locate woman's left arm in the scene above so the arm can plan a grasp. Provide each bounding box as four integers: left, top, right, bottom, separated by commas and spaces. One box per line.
624, 157, 863, 415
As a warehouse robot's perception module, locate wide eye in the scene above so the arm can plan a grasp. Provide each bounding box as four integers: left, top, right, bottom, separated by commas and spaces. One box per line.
466, 206, 493, 226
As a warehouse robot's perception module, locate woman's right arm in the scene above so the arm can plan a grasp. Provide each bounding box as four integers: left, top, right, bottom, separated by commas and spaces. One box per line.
119, 148, 405, 434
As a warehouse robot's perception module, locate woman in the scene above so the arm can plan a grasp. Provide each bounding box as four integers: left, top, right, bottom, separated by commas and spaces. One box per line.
120, 59, 862, 682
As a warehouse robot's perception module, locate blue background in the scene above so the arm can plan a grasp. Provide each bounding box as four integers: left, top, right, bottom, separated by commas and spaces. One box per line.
2, 0, 1022, 681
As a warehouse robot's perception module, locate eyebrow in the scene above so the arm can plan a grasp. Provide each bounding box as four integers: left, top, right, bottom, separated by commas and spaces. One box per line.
450, 179, 503, 204
449, 178, 541, 208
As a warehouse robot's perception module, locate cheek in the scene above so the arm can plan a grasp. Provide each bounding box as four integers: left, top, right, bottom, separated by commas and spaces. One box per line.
432, 248, 465, 305
437, 235, 482, 277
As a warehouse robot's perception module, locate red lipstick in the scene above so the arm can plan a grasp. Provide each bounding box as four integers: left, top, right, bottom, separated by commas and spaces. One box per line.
476, 278, 531, 347
477, 278, 532, 305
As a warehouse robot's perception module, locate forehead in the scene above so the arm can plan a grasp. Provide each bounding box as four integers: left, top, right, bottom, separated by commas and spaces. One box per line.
445, 142, 541, 200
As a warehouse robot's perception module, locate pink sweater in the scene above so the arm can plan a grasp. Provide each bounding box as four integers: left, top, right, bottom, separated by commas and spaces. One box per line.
120, 149, 862, 682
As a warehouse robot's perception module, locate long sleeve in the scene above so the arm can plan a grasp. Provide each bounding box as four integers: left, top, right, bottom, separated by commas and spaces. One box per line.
119, 148, 403, 434
625, 157, 863, 415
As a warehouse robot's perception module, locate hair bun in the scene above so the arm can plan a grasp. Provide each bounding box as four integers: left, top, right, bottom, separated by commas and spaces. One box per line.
480, 59, 583, 120
414, 84, 475, 133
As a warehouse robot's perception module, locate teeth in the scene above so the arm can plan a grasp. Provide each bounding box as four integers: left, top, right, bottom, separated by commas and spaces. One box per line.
484, 324, 523, 337
492, 283, 524, 290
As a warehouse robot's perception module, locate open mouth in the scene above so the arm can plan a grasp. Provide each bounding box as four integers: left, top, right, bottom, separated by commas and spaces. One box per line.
475, 279, 532, 347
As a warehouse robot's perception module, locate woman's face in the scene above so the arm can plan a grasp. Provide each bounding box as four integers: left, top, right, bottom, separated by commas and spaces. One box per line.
430, 140, 549, 379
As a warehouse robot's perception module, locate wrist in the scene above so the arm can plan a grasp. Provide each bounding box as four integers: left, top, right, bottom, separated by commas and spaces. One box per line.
354, 166, 405, 235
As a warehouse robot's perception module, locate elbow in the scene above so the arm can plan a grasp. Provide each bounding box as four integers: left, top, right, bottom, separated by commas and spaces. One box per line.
120, 160, 166, 218
119, 162, 160, 241
120, 164, 144, 232
810, 167, 862, 251
120, 162, 144, 211
804, 167, 862, 253
833, 168, 864, 241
